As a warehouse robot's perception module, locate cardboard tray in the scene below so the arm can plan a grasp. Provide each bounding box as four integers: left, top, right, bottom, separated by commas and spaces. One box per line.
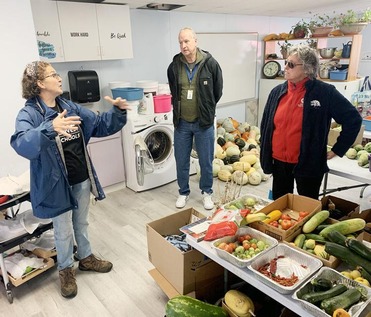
249, 194, 322, 241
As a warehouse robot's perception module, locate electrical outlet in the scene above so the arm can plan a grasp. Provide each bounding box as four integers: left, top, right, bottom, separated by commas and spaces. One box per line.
361, 51, 371, 60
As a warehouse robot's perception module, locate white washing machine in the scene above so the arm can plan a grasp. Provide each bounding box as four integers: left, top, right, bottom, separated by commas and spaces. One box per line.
122, 112, 177, 192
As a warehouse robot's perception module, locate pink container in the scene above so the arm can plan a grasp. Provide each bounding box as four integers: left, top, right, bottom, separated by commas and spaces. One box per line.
154, 94, 172, 113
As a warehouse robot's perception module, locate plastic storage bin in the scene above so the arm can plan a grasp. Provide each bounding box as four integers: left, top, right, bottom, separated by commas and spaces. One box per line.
111, 87, 143, 101
363, 116, 371, 131
329, 69, 348, 80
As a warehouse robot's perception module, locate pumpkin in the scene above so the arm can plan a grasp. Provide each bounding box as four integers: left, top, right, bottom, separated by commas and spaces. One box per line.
240, 154, 257, 166
221, 165, 234, 173
222, 118, 235, 132
229, 155, 240, 164
218, 169, 232, 182
241, 131, 250, 140
217, 137, 226, 147
215, 148, 227, 160
232, 170, 248, 185
232, 161, 251, 172
234, 138, 246, 149
224, 133, 235, 142
247, 138, 258, 146
212, 163, 221, 177
248, 171, 262, 185
230, 118, 239, 129
230, 129, 241, 139
212, 158, 224, 166
225, 146, 240, 157
217, 126, 226, 136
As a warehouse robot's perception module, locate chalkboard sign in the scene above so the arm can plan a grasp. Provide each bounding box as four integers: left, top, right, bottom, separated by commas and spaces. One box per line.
197, 32, 258, 105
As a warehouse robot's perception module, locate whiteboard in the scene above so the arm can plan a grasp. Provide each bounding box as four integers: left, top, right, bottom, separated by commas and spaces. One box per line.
197, 32, 258, 105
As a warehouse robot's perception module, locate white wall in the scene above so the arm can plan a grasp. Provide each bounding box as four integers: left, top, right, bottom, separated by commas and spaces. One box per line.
2, 1, 370, 179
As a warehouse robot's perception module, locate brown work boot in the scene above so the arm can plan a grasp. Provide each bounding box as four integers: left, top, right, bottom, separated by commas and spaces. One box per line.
59, 267, 77, 298
78, 254, 113, 273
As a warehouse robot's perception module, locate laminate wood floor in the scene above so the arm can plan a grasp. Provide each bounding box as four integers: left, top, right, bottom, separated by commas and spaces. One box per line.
0, 173, 369, 317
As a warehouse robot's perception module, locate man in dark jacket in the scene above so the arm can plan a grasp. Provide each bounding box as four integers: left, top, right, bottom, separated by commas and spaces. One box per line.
167, 27, 223, 210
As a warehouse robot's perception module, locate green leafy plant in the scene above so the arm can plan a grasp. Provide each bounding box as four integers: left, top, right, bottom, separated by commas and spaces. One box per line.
308, 11, 337, 33
334, 8, 371, 26
291, 19, 310, 38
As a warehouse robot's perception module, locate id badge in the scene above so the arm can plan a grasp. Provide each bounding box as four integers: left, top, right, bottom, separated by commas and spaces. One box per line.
187, 90, 193, 100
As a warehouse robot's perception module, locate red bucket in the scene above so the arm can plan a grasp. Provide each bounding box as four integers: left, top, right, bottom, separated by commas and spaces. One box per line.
153, 94, 172, 113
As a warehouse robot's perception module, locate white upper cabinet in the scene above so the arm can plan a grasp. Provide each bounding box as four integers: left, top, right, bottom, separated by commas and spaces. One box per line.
30, 1, 133, 62
96, 4, 133, 60
57, 1, 101, 62
30, 0, 65, 62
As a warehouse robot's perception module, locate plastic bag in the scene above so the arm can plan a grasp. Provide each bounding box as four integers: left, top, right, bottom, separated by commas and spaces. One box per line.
204, 221, 238, 241
352, 76, 371, 117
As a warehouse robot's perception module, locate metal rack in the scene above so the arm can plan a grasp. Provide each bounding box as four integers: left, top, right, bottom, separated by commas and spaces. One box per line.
0, 192, 53, 303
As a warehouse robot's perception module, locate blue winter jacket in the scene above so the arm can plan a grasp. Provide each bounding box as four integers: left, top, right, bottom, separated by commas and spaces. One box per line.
10, 96, 127, 219
260, 79, 362, 178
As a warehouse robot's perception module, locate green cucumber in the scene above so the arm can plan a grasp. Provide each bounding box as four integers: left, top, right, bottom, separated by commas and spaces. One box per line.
165, 295, 228, 317
302, 210, 330, 233
319, 218, 366, 239
310, 278, 333, 291
327, 231, 347, 246
358, 266, 371, 284
301, 284, 347, 304
304, 233, 327, 243
294, 234, 306, 249
320, 288, 362, 315
325, 242, 371, 275
346, 238, 371, 261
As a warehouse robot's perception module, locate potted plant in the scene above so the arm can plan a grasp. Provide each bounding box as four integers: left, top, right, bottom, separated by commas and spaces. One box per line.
277, 41, 293, 59
308, 12, 336, 37
334, 8, 371, 34
290, 20, 310, 38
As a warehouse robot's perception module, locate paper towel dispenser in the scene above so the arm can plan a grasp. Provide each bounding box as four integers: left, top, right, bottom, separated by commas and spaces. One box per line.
68, 70, 100, 103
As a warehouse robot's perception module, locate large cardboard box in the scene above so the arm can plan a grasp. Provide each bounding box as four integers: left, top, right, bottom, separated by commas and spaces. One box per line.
321, 195, 360, 220
327, 122, 365, 147
146, 208, 212, 295
250, 194, 322, 241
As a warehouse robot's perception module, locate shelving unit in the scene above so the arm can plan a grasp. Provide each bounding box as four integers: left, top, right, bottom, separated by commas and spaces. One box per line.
0, 192, 54, 303
263, 34, 362, 81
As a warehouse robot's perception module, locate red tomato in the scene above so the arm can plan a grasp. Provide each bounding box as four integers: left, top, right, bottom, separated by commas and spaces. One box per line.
240, 208, 251, 217
281, 219, 292, 230
237, 236, 245, 243
270, 220, 279, 227
228, 242, 237, 251
243, 242, 251, 250
299, 211, 309, 218
281, 214, 292, 220
243, 234, 252, 241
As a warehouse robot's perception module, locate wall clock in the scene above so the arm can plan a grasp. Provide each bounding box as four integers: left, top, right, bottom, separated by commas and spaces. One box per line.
263, 61, 281, 79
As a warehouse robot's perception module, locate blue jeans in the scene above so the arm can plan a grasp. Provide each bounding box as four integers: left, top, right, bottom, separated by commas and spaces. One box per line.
174, 119, 214, 196
52, 178, 92, 270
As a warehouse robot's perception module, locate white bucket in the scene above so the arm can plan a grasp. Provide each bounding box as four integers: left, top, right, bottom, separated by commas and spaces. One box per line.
158, 83, 171, 95
138, 93, 155, 115
109, 81, 131, 90
136, 80, 158, 95
126, 100, 140, 119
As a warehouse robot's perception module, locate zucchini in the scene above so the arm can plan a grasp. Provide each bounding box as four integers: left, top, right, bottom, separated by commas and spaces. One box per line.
302, 210, 330, 233
319, 218, 366, 239
301, 284, 347, 304
320, 288, 362, 315
310, 278, 333, 291
325, 242, 371, 275
165, 295, 228, 317
327, 231, 347, 246
304, 233, 327, 243
346, 238, 371, 261
315, 224, 331, 232
358, 266, 371, 284
294, 234, 306, 248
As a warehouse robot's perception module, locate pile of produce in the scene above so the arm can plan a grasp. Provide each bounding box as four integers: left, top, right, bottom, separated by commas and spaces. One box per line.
214, 117, 269, 187
344, 143, 371, 168
298, 275, 369, 316
290, 209, 367, 261
263, 209, 310, 230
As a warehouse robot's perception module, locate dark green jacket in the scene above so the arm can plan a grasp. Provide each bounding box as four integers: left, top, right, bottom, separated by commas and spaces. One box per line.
167, 48, 223, 128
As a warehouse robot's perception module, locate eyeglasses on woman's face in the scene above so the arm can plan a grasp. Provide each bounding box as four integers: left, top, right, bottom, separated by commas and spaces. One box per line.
285, 60, 303, 69
43, 73, 61, 79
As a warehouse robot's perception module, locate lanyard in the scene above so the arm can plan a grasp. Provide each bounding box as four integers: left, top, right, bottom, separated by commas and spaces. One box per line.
185, 64, 198, 83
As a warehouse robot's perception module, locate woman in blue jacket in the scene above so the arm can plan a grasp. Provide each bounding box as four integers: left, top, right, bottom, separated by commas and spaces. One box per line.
11, 61, 129, 298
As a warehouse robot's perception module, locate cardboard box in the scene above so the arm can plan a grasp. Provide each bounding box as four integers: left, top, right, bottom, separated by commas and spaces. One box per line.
327, 122, 365, 147
321, 195, 360, 220
149, 260, 224, 301
250, 194, 322, 241
146, 208, 212, 294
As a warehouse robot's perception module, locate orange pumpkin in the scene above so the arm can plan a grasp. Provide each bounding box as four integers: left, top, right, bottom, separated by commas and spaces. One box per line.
230, 118, 239, 129
230, 129, 241, 139
241, 131, 250, 140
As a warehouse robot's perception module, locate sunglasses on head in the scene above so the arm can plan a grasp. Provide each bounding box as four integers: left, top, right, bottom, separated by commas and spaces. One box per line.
285, 60, 303, 69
